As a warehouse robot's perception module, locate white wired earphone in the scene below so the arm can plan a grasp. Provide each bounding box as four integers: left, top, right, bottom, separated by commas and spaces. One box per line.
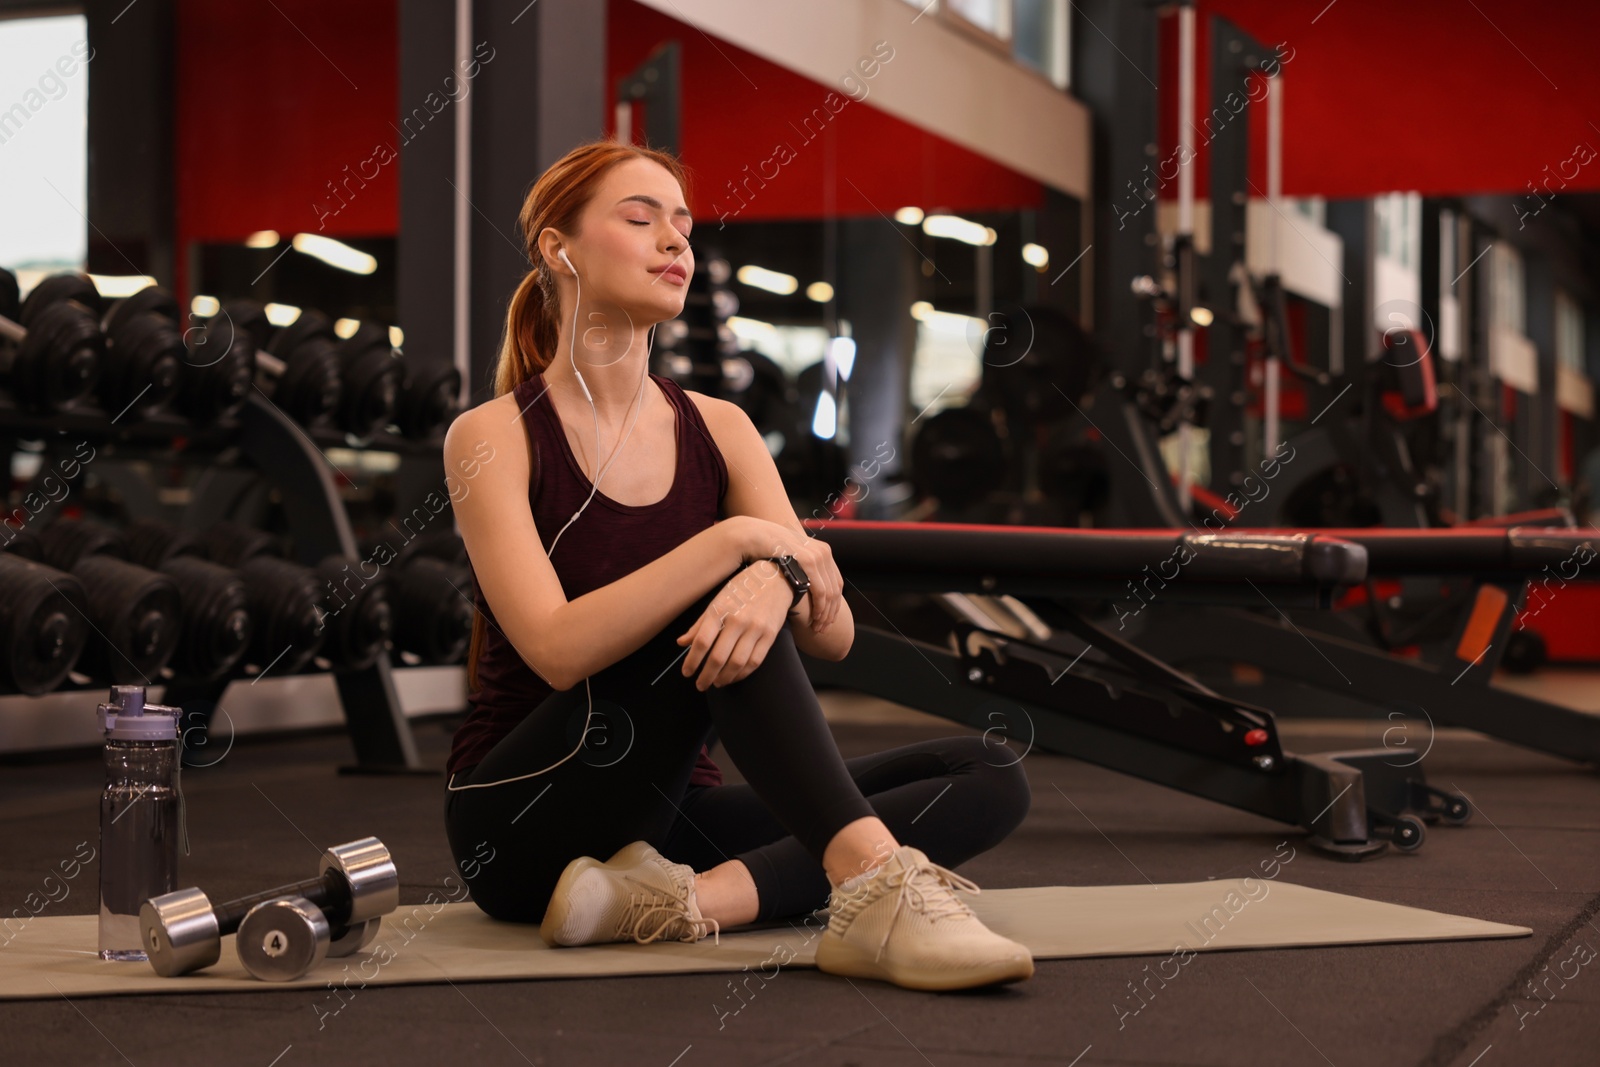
449, 246, 658, 792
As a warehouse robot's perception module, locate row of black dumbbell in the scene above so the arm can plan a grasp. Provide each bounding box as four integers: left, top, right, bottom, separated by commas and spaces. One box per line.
0, 268, 460, 439
0, 516, 475, 696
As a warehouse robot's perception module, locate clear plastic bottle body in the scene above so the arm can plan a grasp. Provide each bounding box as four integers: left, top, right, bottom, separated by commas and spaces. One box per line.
98, 738, 179, 960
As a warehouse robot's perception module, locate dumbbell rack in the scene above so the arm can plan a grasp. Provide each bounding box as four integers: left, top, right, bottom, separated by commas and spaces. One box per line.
1, 390, 445, 774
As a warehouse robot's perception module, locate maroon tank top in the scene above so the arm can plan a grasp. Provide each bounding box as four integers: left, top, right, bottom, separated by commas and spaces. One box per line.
447, 370, 730, 783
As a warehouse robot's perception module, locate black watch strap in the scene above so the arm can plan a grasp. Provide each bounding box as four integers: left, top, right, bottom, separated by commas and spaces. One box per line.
766, 555, 810, 611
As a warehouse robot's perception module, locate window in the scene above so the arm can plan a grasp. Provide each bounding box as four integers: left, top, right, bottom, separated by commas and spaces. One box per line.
1374, 192, 1420, 272
1013, 0, 1070, 89
1492, 244, 1525, 334
948, 0, 1010, 37
909, 314, 985, 418
899, 0, 1070, 89
0, 12, 90, 291
1439, 208, 1456, 287
1288, 196, 1326, 226
725, 319, 832, 379
1555, 290, 1584, 374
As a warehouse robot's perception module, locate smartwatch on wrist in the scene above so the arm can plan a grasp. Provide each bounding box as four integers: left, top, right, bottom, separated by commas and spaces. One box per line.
765, 555, 811, 613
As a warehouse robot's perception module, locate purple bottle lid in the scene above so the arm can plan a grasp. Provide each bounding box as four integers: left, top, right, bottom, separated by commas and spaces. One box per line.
99, 686, 180, 742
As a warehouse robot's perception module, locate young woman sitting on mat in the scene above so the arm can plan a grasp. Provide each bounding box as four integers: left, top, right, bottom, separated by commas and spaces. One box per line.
440, 139, 1033, 991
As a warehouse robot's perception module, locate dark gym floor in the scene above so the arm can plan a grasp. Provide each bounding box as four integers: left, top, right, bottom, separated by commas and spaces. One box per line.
3, 684, 1597, 1067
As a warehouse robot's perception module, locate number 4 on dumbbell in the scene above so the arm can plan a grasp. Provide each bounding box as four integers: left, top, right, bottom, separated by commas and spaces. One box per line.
141, 837, 398, 981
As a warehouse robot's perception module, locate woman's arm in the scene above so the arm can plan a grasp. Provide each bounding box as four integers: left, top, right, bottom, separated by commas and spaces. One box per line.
788, 586, 854, 661
445, 402, 773, 691
690, 394, 855, 662
729, 558, 854, 662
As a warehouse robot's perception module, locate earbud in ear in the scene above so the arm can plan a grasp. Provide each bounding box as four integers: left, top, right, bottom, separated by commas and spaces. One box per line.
558, 248, 575, 274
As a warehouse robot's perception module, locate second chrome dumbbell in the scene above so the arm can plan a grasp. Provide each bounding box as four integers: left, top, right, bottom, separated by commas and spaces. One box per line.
140, 837, 398, 978
236, 894, 384, 981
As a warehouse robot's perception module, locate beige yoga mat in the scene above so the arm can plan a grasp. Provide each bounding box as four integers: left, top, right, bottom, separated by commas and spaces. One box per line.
0, 880, 1529, 1001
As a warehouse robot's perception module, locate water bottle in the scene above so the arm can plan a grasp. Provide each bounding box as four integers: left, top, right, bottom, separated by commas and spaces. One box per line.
97, 686, 188, 961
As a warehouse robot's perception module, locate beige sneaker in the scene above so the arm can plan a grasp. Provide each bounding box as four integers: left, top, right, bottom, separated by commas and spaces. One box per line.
539, 841, 720, 947
814, 845, 1033, 991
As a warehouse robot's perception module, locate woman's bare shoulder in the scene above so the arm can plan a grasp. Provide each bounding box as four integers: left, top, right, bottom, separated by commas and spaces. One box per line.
447, 391, 523, 440
681, 387, 736, 433
443, 391, 535, 483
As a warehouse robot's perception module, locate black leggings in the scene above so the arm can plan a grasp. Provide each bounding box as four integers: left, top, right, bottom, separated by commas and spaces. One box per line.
444, 589, 1031, 924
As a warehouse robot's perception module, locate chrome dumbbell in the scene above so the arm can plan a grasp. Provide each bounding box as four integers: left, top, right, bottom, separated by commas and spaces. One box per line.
140, 837, 397, 977
236, 896, 384, 981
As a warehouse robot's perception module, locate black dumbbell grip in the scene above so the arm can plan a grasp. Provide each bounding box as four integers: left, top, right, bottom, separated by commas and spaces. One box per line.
212, 868, 352, 933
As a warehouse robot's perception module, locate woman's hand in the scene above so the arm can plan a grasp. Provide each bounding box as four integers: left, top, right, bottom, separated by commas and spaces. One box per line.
733, 517, 843, 635
676, 560, 793, 690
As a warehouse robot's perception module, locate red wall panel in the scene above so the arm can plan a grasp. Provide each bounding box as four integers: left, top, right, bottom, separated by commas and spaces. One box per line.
1172, 0, 1600, 200
605, 0, 1044, 225
173, 0, 398, 300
